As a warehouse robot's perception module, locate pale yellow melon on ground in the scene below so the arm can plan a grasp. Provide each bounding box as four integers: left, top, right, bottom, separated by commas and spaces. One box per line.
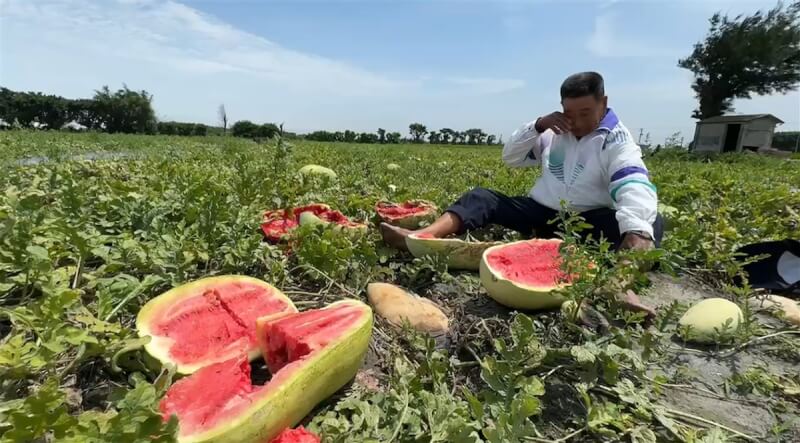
298, 164, 337, 179
366, 282, 449, 333
678, 298, 742, 344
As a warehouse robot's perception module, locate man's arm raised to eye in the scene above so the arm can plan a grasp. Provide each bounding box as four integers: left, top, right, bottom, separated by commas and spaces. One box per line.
502, 120, 553, 168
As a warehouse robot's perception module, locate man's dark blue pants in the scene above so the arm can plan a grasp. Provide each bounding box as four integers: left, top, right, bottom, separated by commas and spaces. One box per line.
445, 187, 664, 249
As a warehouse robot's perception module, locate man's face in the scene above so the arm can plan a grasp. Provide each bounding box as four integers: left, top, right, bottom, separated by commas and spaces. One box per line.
561, 95, 608, 138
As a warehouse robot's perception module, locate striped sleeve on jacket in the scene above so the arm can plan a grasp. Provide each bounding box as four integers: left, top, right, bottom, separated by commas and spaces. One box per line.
603, 127, 658, 238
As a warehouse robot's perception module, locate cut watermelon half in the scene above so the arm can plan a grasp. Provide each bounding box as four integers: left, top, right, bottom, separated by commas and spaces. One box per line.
261, 204, 366, 243
136, 276, 297, 374
480, 239, 573, 310
160, 299, 373, 443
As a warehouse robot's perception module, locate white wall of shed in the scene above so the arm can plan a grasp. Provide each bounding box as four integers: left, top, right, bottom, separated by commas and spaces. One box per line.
740, 118, 778, 150
694, 123, 726, 152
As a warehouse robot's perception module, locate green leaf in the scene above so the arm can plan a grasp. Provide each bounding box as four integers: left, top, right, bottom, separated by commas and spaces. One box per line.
699, 427, 732, 443
630, 426, 657, 443
25, 245, 49, 261
570, 345, 597, 364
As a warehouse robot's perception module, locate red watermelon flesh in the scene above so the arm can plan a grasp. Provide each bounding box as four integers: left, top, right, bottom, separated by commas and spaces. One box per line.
261, 204, 363, 242
376, 201, 431, 218
259, 302, 367, 373
485, 239, 570, 287
159, 357, 255, 432
149, 281, 293, 366
270, 427, 321, 443
159, 300, 372, 441
261, 218, 299, 243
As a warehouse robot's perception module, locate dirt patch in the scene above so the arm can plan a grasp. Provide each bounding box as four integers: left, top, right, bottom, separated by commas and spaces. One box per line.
659, 388, 779, 437
643, 273, 800, 441
641, 272, 726, 307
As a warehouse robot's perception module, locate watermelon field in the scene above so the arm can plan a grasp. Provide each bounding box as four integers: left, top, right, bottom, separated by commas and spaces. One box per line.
1, 130, 800, 443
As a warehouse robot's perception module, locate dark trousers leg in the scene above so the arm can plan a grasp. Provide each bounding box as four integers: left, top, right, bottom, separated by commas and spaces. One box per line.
446, 187, 665, 248
580, 208, 665, 249
445, 187, 557, 236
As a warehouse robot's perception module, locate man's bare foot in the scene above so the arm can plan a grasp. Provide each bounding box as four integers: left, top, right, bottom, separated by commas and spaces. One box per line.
380, 223, 414, 251
617, 290, 657, 320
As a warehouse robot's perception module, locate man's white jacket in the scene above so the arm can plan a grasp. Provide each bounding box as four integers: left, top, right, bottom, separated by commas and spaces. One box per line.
502, 108, 658, 238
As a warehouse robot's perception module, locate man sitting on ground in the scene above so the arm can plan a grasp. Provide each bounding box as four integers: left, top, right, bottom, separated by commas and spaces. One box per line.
381, 71, 663, 253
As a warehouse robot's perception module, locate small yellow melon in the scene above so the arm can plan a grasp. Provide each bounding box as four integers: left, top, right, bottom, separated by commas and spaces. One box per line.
678, 298, 742, 344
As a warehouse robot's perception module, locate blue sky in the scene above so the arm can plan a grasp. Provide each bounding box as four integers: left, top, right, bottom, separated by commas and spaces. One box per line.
2, 0, 798, 143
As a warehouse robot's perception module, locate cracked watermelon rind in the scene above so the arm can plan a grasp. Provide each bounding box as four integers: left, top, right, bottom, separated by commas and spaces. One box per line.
262, 204, 367, 243
160, 299, 373, 443
405, 233, 501, 270
136, 275, 297, 375
375, 200, 438, 229
480, 239, 570, 310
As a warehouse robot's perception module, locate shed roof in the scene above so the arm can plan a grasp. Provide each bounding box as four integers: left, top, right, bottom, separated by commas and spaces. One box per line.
700, 114, 784, 124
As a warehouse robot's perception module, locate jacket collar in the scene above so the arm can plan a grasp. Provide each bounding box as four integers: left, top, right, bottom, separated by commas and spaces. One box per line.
597, 108, 618, 133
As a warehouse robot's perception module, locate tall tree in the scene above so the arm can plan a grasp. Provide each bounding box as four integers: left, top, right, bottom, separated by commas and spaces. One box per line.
408, 123, 428, 143
465, 129, 479, 145
428, 130, 440, 144
387, 132, 402, 144
231, 120, 259, 138
487, 134, 497, 145
377, 128, 386, 144
218, 104, 228, 135
92, 85, 157, 134
465, 128, 487, 144
439, 128, 454, 144
678, 1, 800, 119
357, 132, 379, 143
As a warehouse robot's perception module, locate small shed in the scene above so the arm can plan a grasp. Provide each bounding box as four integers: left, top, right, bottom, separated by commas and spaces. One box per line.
692, 114, 784, 153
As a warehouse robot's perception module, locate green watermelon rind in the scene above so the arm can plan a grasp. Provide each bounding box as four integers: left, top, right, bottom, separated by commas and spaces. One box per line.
405, 233, 500, 271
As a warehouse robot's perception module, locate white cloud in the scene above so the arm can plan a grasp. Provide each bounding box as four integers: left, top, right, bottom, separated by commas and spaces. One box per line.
586, 12, 683, 58
0, 0, 523, 130
445, 77, 526, 95
2, 0, 410, 97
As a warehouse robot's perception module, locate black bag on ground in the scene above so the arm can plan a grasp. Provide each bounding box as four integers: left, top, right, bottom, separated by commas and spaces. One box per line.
734, 239, 800, 298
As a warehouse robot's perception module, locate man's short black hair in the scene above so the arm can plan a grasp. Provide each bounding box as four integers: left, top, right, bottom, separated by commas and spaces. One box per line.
560, 72, 605, 100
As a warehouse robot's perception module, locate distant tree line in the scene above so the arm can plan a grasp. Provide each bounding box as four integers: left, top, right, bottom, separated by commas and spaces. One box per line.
0, 86, 502, 145
0, 86, 158, 133
0, 86, 228, 136
157, 121, 207, 136
302, 124, 501, 145
304, 129, 399, 144
407, 123, 500, 145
